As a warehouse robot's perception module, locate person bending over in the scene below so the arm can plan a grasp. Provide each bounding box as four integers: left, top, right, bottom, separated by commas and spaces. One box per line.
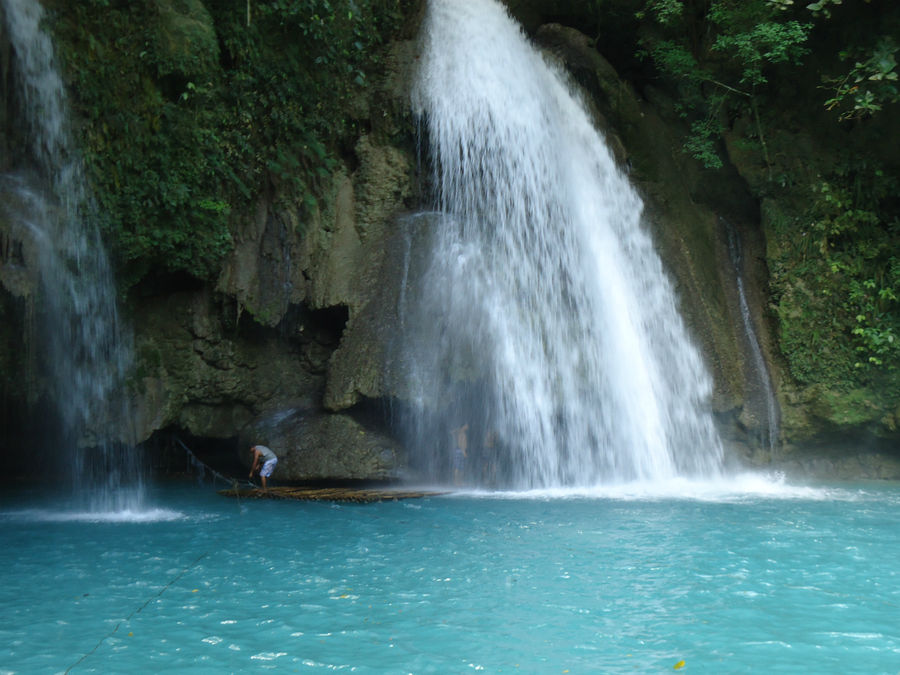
249, 444, 278, 490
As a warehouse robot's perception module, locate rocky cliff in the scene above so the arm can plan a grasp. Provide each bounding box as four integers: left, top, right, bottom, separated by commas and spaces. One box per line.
1, 0, 897, 482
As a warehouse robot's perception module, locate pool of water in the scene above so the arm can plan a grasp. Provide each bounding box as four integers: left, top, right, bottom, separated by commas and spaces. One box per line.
1, 477, 899, 673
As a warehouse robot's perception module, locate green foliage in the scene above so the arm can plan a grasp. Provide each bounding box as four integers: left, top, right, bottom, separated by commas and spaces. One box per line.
153, 0, 220, 78
805, 1, 900, 120
635, 0, 899, 156
635, 0, 900, 396
824, 36, 899, 120
635, 0, 685, 24
683, 115, 725, 169
629, 0, 900, 400
642, 39, 705, 84
805, 0, 843, 19
808, 167, 900, 372
709, 8, 810, 87
636, 0, 811, 168
770, 161, 900, 387
51, 1, 232, 283
48, 0, 411, 285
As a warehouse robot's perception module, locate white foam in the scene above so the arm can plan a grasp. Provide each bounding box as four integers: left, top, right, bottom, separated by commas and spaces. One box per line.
442, 472, 869, 503
0, 507, 187, 523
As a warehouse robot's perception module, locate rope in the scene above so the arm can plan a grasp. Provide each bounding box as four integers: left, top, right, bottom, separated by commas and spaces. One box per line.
173, 436, 257, 489
65, 552, 208, 673
65, 437, 253, 671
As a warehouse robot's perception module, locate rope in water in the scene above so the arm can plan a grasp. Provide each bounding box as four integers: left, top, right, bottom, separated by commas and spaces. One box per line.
64, 437, 253, 671
64, 551, 208, 673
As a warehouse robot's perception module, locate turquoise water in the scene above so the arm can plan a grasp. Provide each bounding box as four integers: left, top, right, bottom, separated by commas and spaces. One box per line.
1, 479, 899, 673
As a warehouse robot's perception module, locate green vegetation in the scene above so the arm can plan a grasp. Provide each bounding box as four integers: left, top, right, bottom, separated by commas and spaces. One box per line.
632, 0, 900, 411
635, 0, 898, 164
635, 0, 811, 169
823, 35, 899, 120
49, 0, 411, 286
771, 160, 900, 384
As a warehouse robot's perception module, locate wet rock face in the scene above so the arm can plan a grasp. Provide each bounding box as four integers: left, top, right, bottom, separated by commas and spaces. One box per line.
1, 2, 419, 477
240, 408, 405, 482
129, 288, 323, 442
88, 6, 421, 437
121, 36, 420, 477
773, 447, 900, 481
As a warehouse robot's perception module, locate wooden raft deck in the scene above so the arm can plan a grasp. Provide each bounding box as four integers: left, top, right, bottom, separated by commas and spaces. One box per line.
218, 486, 447, 503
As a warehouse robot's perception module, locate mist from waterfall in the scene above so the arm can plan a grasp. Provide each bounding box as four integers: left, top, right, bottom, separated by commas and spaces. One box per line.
399, 0, 724, 488
2, 0, 142, 509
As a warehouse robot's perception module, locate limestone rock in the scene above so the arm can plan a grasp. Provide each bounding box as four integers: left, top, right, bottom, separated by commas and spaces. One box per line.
129, 288, 322, 442
317, 112, 416, 408
217, 196, 307, 328
242, 408, 404, 481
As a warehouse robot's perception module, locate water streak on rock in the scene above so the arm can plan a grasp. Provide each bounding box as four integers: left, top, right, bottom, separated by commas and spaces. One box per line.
724, 218, 780, 452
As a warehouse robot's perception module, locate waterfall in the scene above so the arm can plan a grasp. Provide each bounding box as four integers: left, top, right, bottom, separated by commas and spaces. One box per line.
398, 0, 724, 488
724, 219, 780, 452
1, 0, 142, 509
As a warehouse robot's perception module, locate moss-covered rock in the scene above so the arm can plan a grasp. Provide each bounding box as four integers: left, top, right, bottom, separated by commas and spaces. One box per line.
153, 0, 219, 79
725, 76, 900, 445
120, 6, 420, 476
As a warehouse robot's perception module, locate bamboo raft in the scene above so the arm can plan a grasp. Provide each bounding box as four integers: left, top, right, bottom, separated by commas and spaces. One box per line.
218, 486, 447, 503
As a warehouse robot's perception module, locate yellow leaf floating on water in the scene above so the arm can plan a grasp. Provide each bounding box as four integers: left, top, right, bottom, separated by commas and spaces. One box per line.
674, 660, 685, 670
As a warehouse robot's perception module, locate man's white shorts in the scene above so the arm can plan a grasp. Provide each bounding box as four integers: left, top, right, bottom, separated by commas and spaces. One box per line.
260, 458, 278, 478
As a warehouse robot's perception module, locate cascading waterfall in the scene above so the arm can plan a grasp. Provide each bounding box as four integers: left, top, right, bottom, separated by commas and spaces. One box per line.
400, 0, 724, 488
1, 0, 141, 509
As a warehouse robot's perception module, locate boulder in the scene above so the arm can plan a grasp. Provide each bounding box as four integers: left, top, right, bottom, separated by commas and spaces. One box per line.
241, 408, 404, 481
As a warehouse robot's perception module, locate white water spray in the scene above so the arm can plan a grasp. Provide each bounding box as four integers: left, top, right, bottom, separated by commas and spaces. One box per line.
401, 0, 724, 487
2, 0, 141, 509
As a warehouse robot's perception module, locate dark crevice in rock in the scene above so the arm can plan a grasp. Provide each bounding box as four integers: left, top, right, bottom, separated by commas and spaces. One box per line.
229, 298, 347, 346
214, 30, 234, 72
306, 304, 349, 346
129, 269, 206, 299
157, 72, 189, 103
0, 231, 23, 265
336, 397, 412, 463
